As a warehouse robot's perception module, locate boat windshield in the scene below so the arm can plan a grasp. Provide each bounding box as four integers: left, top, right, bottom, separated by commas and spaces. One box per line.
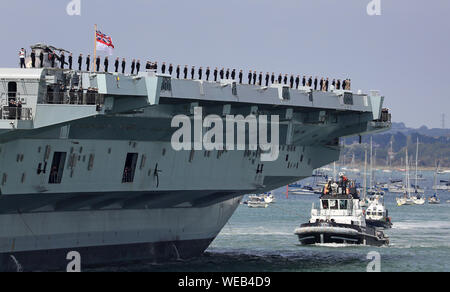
339, 200, 348, 210
330, 200, 338, 210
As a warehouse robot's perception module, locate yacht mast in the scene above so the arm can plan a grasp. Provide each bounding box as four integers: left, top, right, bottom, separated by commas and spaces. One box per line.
363, 149, 368, 200
370, 137, 373, 189
405, 148, 410, 198
415, 137, 419, 191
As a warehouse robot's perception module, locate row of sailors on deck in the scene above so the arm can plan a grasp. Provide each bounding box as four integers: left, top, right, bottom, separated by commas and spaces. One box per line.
20, 49, 352, 91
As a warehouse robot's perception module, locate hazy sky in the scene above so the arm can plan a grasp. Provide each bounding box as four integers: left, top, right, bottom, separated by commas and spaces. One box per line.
0, 0, 449, 128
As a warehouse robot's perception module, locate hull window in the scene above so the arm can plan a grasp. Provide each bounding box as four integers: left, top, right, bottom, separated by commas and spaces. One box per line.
123, 153, 138, 183
49, 152, 67, 184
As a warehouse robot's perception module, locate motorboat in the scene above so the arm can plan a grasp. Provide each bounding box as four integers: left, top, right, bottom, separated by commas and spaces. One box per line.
365, 194, 392, 229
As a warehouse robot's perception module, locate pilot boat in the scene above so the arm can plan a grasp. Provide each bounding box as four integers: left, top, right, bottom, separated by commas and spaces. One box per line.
294, 184, 389, 247
365, 193, 392, 229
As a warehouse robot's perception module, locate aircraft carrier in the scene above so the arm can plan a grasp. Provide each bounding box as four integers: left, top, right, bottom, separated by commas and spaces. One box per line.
0, 45, 391, 271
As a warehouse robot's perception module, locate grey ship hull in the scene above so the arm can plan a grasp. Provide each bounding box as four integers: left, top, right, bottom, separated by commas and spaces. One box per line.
0, 65, 390, 271
0, 198, 240, 272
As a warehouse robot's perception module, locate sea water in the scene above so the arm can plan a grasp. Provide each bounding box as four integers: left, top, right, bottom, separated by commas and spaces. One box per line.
92, 170, 450, 272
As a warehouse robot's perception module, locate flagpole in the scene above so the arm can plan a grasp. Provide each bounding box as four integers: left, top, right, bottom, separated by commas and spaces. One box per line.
93, 24, 97, 72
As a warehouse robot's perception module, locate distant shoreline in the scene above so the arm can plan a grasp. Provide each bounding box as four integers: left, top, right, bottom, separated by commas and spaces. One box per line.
328, 164, 450, 173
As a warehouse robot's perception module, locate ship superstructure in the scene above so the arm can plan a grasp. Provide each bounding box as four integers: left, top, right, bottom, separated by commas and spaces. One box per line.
0, 45, 391, 271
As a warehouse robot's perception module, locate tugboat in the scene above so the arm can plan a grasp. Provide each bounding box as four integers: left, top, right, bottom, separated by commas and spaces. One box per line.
294, 177, 389, 247
365, 193, 393, 229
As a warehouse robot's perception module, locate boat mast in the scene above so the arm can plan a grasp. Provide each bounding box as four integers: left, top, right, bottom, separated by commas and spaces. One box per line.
370, 136, 373, 190
405, 148, 410, 198
364, 148, 368, 200
415, 137, 419, 191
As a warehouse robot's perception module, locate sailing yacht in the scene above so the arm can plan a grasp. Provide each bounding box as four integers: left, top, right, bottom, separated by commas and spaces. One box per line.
428, 166, 441, 205
412, 138, 426, 205
397, 149, 415, 206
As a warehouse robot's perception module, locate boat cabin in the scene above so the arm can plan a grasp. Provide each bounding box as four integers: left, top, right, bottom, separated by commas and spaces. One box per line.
310, 194, 365, 226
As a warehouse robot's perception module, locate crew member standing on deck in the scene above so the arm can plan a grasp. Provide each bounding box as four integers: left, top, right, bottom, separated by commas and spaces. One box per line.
31, 50, 36, 68
131, 59, 136, 75
239, 70, 243, 84
50, 52, 56, 68
295, 75, 300, 89
198, 67, 203, 80
253, 71, 257, 85
258, 72, 262, 86
206, 67, 211, 81
231, 69, 236, 81
121, 58, 126, 74
68, 53, 73, 70
169, 64, 174, 76
302, 76, 306, 87
277, 73, 282, 84
265, 72, 270, 86
226, 69, 230, 80
191, 66, 195, 79
283, 74, 288, 85
161, 62, 166, 74
86, 55, 91, 71
104, 56, 109, 72
136, 60, 141, 74
271, 73, 275, 85
220, 68, 224, 80
60, 52, 66, 69
78, 54, 83, 71
290, 75, 294, 88
314, 77, 318, 90
114, 57, 119, 73
176, 65, 181, 78
184, 65, 188, 79
248, 70, 252, 84
214, 68, 218, 82
19, 48, 26, 68
96, 56, 101, 72
39, 51, 44, 68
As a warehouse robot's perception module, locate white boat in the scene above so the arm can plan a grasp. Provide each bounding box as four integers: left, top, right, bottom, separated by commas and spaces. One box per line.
294, 183, 389, 247
397, 149, 416, 206
428, 194, 441, 205
248, 192, 275, 204
247, 197, 269, 208
261, 192, 276, 204
428, 169, 441, 204
396, 196, 415, 206
289, 186, 317, 195
365, 194, 392, 229
412, 195, 426, 205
